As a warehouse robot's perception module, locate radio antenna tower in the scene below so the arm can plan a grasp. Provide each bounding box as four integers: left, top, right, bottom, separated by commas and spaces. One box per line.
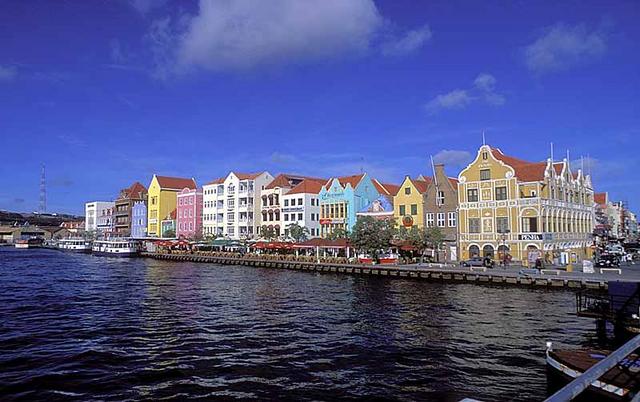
39, 163, 46, 214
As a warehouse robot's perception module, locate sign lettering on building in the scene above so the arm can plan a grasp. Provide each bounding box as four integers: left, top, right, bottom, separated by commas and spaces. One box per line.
519, 233, 543, 241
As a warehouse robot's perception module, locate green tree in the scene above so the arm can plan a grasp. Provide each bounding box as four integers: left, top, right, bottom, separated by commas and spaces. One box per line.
349, 216, 396, 261
397, 226, 430, 263
326, 227, 348, 241
425, 227, 445, 262
287, 223, 309, 242
260, 226, 276, 240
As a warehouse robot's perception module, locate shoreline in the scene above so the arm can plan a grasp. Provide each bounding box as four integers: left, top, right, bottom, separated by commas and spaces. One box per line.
141, 252, 613, 291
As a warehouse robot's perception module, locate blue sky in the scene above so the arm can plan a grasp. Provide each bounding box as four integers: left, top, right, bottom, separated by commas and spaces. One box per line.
0, 0, 638, 215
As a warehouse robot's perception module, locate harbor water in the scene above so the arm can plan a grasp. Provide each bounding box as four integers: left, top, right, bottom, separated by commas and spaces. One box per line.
0, 248, 595, 401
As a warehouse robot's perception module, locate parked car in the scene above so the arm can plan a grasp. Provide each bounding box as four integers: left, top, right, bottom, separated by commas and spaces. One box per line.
461, 256, 494, 268
596, 253, 620, 268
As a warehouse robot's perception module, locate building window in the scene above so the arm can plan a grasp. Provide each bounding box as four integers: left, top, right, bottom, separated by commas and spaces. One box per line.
437, 212, 445, 227
496, 217, 509, 233
480, 169, 491, 181
482, 152, 488, 160
426, 213, 434, 227
410, 204, 418, 215
399, 205, 406, 216
298, 213, 303, 221
448, 212, 457, 227
404, 187, 411, 195
495, 186, 507, 201
469, 218, 481, 233
521, 217, 538, 233
284, 214, 289, 221
436, 190, 445, 206
284, 199, 289, 207
467, 189, 479, 202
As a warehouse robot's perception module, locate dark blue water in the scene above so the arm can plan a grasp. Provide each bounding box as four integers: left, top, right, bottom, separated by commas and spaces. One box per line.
0, 248, 594, 401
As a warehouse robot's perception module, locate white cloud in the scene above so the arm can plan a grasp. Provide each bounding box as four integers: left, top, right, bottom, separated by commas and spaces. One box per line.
381, 24, 432, 57
175, 0, 383, 72
0, 65, 17, 82
473, 73, 496, 92
432, 149, 472, 168
425, 89, 472, 113
524, 23, 606, 74
425, 73, 505, 113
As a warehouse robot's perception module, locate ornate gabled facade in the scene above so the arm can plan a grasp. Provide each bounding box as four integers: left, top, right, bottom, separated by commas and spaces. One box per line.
393, 176, 430, 229
318, 173, 391, 237
147, 175, 197, 237
458, 145, 594, 264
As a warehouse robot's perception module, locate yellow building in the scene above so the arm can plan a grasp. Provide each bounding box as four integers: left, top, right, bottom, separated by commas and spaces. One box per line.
147, 175, 197, 237
393, 176, 430, 228
457, 145, 594, 265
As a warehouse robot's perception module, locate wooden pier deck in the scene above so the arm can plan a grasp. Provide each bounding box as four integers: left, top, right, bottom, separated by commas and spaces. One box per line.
139, 252, 633, 291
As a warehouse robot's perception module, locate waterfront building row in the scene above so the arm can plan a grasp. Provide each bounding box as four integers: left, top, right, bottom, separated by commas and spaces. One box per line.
82, 143, 638, 263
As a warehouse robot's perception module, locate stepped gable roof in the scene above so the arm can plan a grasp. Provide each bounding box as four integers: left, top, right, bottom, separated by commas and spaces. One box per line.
326, 174, 365, 189
594, 192, 608, 205
265, 173, 327, 190
287, 179, 325, 195
156, 175, 196, 190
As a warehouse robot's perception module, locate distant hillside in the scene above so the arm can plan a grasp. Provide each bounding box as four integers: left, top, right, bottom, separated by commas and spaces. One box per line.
0, 210, 84, 227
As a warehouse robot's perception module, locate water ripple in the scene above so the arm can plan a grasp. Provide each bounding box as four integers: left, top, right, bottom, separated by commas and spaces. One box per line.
0, 248, 593, 401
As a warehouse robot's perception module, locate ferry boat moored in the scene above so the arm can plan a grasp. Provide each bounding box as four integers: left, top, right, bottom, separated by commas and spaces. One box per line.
14, 238, 44, 249
58, 238, 92, 253
92, 239, 140, 257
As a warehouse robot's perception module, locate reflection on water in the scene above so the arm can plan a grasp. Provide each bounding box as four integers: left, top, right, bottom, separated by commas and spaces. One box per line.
0, 248, 593, 401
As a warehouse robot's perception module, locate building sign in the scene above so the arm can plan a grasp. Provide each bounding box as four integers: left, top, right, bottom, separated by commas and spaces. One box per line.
282, 207, 304, 213
519, 233, 543, 241
320, 218, 345, 225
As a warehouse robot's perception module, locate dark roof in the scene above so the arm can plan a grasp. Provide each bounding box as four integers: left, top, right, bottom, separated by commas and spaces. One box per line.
287, 179, 326, 195
155, 175, 196, 190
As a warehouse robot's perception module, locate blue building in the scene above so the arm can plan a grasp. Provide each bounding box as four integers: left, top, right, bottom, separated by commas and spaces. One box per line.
319, 173, 397, 237
131, 201, 147, 238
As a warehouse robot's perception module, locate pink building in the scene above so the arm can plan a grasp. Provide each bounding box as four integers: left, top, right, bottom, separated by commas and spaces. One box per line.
176, 187, 203, 239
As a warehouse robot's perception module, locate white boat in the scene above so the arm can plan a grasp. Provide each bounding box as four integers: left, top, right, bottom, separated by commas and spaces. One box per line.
92, 239, 140, 257
58, 238, 92, 253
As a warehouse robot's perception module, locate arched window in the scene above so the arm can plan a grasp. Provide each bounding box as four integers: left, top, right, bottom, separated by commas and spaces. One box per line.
483, 245, 495, 258
469, 245, 480, 257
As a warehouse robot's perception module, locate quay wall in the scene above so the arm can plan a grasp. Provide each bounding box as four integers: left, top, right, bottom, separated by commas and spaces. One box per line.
141, 252, 608, 291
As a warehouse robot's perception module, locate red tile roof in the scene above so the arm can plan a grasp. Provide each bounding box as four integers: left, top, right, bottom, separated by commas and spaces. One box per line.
490, 148, 558, 182
119, 181, 147, 199
372, 179, 400, 196
234, 172, 264, 180
265, 173, 327, 190
206, 177, 225, 185
594, 192, 608, 205
326, 174, 365, 189
413, 178, 431, 193
287, 179, 326, 195
155, 175, 196, 190
447, 177, 459, 187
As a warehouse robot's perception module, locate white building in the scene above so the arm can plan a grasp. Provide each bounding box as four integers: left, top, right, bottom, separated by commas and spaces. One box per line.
259, 174, 324, 238
281, 179, 324, 239
202, 172, 274, 239
85, 201, 114, 233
